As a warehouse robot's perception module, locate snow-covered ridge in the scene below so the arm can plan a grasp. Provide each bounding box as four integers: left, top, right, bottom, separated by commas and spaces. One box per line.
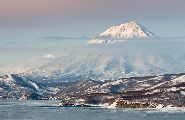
0, 74, 58, 99
1, 72, 185, 107
87, 21, 155, 45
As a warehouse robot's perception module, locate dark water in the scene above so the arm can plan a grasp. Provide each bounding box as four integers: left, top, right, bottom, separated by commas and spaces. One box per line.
0, 100, 185, 120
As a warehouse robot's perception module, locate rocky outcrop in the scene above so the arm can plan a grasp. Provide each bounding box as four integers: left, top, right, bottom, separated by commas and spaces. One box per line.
116, 100, 160, 108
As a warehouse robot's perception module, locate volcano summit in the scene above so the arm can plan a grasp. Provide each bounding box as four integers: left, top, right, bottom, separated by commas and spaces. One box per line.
87, 21, 155, 44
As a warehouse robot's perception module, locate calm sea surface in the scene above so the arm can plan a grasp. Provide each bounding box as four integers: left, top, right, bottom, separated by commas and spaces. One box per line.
0, 100, 185, 120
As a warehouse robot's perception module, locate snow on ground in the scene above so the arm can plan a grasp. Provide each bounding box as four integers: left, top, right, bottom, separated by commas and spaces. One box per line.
181, 91, 185, 96
106, 101, 117, 109
172, 75, 185, 84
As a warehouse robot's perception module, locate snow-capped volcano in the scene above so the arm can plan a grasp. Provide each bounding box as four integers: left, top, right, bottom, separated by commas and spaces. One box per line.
87, 21, 154, 44
100, 21, 154, 39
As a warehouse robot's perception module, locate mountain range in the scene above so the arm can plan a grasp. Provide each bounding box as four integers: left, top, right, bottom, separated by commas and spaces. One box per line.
0, 21, 185, 108
0, 74, 58, 100
25, 47, 185, 82
19, 21, 185, 82
1, 73, 185, 107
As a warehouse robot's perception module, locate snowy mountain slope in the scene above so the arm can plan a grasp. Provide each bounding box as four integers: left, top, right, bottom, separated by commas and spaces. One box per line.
100, 21, 154, 38
0, 74, 57, 99
1, 72, 185, 107
25, 45, 185, 82
46, 73, 185, 107
38, 73, 184, 96
87, 21, 154, 45
26, 52, 127, 81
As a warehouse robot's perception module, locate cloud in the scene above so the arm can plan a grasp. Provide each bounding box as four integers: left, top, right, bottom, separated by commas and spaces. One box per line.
28, 54, 56, 61
28, 56, 38, 61
0, 54, 56, 74
41, 54, 55, 59
37, 36, 89, 43
0, 66, 29, 74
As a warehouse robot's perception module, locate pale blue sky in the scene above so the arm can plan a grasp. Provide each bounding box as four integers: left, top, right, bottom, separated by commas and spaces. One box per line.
0, 0, 185, 74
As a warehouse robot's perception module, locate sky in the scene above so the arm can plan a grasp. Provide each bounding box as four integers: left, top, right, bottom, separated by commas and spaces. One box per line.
0, 0, 185, 74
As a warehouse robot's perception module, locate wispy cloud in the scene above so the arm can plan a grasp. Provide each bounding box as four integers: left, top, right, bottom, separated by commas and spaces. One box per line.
41, 54, 55, 59
29, 54, 56, 61
28, 56, 38, 61
0, 66, 29, 74
0, 53, 57, 74
37, 36, 89, 43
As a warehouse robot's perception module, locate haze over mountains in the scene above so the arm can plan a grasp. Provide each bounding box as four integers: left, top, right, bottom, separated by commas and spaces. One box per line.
20, 21, 185, 82
0, 0, 185, 110
0, 21, 185, 82
0, 20, 185, 108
